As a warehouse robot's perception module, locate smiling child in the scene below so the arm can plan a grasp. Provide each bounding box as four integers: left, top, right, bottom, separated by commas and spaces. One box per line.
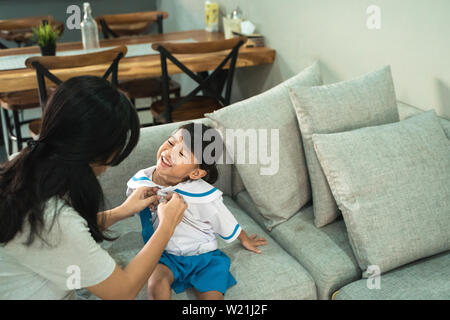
126, 122, 267, 300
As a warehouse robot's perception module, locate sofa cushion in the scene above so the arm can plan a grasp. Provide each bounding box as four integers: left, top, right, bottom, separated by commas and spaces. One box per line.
334, 250, 450, 300
312, 111, 450, 275
398, 101, 450, 139
235, 191, 360, 300
289, 65, 399, 228
99, 118, 232, 209
206, 62, 322, 231
89, 196, 317, 300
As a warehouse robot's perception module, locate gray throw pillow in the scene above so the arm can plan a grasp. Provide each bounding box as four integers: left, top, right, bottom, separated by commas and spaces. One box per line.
206, 62, 322, 230
312, 111, 450, 275
289, 65, 399, 227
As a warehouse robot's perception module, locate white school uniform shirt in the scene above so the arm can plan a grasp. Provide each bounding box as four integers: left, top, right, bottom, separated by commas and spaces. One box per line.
126, 166, 242, 256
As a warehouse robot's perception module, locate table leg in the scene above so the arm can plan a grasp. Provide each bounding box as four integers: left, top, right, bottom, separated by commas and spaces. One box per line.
12, 110, 23, 152
1, 108, 12, 155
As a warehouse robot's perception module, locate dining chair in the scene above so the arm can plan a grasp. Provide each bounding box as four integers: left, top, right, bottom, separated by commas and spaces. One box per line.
95, 11, 180, 126
0, 16, 64, 48
24, 45, 128, 139
0, 88, 54, 156
150, 37, 247, 124
0, 16, 65, 155
95, 11, 168, 39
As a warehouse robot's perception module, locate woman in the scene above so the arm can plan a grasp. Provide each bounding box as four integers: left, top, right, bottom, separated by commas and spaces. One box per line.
0, 76, 187, 300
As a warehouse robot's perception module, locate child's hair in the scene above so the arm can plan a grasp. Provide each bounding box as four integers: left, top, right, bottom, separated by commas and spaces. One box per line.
177, 122, 223, 184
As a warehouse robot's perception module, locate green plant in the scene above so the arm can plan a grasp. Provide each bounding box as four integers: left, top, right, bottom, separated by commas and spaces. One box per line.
32, 23, 60, 47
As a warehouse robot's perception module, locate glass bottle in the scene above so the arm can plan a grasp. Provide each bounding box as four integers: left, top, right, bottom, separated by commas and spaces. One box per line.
80, 2, 100, 50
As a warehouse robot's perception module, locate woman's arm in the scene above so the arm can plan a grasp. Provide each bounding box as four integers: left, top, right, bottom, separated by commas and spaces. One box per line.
86, 193, 186, 300
97, 206, 130, 230
97, 187, 160, 229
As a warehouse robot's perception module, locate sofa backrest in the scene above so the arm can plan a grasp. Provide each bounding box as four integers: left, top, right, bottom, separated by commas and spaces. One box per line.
398, 101, 450, 138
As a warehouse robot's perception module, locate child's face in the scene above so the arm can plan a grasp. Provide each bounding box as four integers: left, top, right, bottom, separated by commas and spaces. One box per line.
155, 129, 207, 182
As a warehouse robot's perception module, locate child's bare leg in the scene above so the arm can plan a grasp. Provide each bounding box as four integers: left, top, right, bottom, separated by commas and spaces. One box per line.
147, 264, 174, 300
194, 289, 224, 300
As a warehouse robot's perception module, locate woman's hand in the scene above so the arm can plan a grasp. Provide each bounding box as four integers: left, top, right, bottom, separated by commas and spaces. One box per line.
156, 192, 187, 233
119, 187, 161, 217
238, 231, 268, 254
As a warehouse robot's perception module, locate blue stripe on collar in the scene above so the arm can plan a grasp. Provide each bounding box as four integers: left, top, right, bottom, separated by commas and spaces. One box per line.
219, 224, 240, 240
132, 176, 152, 182
174, 187, 217, 197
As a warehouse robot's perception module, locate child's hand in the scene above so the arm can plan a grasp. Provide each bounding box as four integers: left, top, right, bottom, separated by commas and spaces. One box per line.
240, 232, 268, 254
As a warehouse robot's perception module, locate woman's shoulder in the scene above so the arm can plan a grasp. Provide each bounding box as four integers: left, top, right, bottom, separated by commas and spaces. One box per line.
4, 196, 88, 250
43, 197, 86, 225
36, 197, 91, 245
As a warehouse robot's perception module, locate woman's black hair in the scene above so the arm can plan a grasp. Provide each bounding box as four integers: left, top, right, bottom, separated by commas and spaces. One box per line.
176, 122, 222, 185
0, 75, 140, 245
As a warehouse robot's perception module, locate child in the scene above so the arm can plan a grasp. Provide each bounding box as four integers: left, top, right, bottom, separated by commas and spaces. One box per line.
126, 122, 267, 300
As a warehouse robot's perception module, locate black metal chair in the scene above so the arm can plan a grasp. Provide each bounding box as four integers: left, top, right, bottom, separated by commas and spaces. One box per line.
95, 11, 181, 127
1, 90, 42, 155
150, 37, 246, 124
96, 11, 166, 39
0, 17, 64, 155
0, 16, 64, 49
24, 46, 127, 139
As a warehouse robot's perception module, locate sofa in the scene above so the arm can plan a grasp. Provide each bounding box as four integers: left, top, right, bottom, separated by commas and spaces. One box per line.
78, 63, 450, 300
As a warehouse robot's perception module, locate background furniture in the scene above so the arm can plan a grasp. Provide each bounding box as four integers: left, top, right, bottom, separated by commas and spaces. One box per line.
95, 11, 180, 127
95, 11, 168, 39
0, 16, 64, 155
0, 16, 64, 48
150, 37, 246, 124
0, 30, 276, 94
0, 30, 275, 151
0, 88, 51, 155
24, 46, 127, 138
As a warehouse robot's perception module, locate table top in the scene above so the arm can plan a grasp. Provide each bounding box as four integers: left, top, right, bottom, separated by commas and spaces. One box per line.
0, 30, 276, 94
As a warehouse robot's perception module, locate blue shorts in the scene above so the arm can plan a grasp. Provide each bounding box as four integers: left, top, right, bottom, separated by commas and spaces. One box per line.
139, 208, 237, 295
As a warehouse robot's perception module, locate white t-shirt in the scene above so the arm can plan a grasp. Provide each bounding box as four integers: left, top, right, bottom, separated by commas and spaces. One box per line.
0, 197, 116, 300
127, 166, 242, 256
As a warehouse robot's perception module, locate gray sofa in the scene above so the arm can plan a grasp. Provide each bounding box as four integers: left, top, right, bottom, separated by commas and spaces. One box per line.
83, 70, 450, 300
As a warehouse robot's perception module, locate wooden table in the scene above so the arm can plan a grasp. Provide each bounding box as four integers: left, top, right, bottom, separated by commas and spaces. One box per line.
0, 29, 276, 94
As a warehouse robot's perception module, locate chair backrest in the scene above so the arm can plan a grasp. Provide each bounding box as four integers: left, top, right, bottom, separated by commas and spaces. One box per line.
95, 11, 168, 39
0, 16, 56, 49
25, 45, 127, 108
0, 16, 54, 31
151, 37, 247, 123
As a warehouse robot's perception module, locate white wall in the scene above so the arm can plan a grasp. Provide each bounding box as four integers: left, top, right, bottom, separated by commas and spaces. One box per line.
156, 0, 450, 119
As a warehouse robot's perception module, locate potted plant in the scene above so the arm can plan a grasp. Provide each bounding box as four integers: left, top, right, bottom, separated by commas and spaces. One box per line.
32, 22, 60, 56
